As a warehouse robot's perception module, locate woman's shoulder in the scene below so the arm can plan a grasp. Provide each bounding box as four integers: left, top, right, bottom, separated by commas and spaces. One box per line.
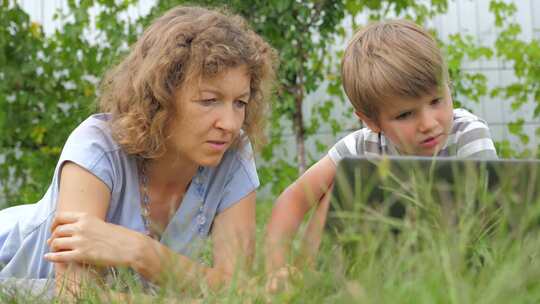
205, 136, 258, 189
221, 137, 257, 175
65, 113, 121, 153
209, 137, 259, 213
58, 114, 131, 192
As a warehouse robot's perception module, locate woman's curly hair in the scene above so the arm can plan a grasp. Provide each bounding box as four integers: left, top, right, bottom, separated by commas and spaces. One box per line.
98, 5, 277, 158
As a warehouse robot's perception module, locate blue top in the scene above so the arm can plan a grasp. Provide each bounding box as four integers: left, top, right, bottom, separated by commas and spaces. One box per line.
0, 113, 259, 281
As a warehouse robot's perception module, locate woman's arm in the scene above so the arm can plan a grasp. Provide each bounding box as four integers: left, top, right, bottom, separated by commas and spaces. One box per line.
49, 168, 256, 291
51, 161, 111, 296
49, 162, 156, 299
265, 155, 337, 273
210, 191, 256, 285
131, 191, 256, 289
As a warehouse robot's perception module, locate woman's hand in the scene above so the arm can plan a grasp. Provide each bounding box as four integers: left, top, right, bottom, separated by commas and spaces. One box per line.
44, 212, 148, 268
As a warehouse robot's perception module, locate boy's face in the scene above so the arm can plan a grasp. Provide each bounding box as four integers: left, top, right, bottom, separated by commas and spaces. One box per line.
358, 84, 454, 156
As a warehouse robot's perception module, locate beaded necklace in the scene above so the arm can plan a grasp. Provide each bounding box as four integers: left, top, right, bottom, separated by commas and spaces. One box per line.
138, 158, 158, 239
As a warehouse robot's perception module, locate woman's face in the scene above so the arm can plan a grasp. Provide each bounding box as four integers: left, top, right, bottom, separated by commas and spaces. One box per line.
167, 65, 251, 167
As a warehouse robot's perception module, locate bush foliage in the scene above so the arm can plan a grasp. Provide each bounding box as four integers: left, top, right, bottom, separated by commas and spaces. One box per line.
1, 0, 539, 204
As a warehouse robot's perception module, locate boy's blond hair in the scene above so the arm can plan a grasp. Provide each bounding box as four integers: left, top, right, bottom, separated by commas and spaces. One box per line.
341, 19, 448, 120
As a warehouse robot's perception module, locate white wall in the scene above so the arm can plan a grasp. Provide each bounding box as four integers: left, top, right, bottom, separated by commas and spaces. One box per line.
298, 0, 540, 161
18, 0, 540, 159
433, 0, 540, 150
18, 0, 156, 35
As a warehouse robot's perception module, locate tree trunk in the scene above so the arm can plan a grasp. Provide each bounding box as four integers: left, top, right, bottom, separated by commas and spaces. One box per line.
293, 73, 306, 175
293, 94, 306, 175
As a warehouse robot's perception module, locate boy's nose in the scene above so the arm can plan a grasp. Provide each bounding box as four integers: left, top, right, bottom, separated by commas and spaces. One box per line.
418, 112, 438, 133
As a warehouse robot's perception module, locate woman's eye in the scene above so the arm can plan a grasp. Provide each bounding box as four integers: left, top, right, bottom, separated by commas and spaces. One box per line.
199, 98, 217, 106
396, 111, 412, 120
431, 98, 442, 106
234, 100, 248, 109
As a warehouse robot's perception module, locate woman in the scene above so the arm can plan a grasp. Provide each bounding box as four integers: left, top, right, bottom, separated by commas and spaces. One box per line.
0, 5, 276, 297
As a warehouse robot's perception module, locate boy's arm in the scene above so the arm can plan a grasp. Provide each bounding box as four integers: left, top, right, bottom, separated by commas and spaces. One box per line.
265, 155, 337, 273
297, 187, 332, 267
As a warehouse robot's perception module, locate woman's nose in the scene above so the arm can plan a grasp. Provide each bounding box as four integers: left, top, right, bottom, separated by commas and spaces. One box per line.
215, 104, 243, 132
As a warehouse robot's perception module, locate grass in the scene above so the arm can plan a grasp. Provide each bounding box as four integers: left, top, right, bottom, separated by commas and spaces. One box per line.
3, 162, 540, 303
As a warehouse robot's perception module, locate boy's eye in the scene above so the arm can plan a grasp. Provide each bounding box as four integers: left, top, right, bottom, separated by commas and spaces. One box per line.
395, 111, 412, 120
431, 98, 442, 106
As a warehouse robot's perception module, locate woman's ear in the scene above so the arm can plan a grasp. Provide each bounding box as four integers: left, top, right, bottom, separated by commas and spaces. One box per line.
355, 111, 381, 133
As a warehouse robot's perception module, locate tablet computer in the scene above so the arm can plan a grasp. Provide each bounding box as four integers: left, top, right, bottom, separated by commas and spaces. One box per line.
328, 156, 540, 236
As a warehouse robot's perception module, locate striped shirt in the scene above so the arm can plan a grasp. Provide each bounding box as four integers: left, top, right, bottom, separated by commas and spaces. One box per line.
328, 108, 498, 164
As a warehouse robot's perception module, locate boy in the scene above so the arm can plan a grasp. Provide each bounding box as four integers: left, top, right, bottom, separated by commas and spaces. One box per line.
265, 19, 497, 283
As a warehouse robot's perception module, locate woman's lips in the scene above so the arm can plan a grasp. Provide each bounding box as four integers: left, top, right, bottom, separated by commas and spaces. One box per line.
207, 140, 228, 150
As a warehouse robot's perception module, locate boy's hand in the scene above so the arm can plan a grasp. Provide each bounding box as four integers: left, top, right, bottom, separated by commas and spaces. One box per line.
265, 265, 301, 294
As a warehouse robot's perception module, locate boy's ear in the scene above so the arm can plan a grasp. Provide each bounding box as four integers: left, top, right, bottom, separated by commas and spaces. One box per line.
355, 111, 381, 133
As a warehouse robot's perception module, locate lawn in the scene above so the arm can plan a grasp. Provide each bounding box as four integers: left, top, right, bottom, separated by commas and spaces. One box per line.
2, 171, 540, 303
